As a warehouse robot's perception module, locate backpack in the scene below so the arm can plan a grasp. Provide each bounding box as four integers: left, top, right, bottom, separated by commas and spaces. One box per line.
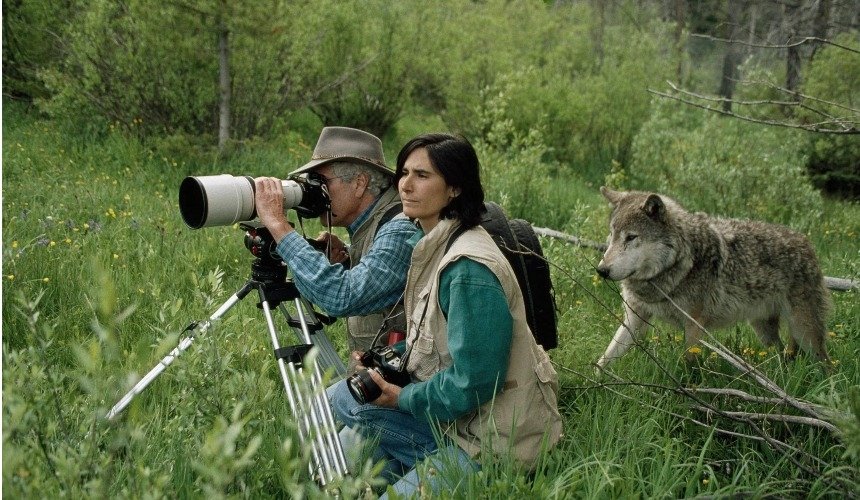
446, 202, 558, 350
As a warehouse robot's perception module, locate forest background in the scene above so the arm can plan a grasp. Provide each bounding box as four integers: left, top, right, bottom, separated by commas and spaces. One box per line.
3, 0, 859, 498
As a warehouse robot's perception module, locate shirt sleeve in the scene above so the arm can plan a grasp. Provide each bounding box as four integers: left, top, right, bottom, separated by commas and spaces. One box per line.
275, 218, 415, 317
398, 258, 513, 422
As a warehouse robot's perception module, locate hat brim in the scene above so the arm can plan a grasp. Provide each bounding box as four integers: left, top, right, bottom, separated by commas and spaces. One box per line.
289, 156, 395, 178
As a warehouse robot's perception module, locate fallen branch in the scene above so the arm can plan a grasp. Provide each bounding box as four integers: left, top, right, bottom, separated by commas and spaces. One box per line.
532, 226, 607, 252
690, 387, 832, 415
690, 405, 840, 433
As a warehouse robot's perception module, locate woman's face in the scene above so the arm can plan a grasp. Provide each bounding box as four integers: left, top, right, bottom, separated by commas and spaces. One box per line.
398, 148, 459, 232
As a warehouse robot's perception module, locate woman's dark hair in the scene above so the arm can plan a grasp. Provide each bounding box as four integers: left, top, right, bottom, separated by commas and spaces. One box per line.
395, 133, 486, 229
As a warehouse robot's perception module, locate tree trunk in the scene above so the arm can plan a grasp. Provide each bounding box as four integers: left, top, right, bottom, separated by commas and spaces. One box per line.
673, 0, 685, 83
217, 16, 231, 151
717, 0, 742, 112
590, 0, 605, 70
783, 0, 801, 116
810, 0, 832, 61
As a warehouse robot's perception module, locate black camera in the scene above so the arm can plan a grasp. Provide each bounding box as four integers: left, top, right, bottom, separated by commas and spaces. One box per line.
346, 346, 410, 404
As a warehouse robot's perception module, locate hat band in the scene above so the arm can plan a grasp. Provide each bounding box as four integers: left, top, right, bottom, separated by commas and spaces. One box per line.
313, 153, 386, 168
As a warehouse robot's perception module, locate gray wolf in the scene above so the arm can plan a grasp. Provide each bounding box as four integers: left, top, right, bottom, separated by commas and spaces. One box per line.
594, 187, 831, 371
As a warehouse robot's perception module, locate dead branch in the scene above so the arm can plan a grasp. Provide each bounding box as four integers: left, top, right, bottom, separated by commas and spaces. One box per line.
531, 226, 607, 252
688, 33, 860, 55
650, 283, 832, 423
690, 387, 832, 414
647, 87, 858, 134
690, 405, 840, 432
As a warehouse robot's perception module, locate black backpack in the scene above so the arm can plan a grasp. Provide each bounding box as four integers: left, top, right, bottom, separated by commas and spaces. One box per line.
446, 202, 558, 350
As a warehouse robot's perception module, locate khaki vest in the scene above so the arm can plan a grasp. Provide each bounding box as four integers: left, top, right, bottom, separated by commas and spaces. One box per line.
403, 218, 562, 469
345, 187, 408, 364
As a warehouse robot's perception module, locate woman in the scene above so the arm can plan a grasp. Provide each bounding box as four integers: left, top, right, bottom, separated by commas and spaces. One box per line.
329, 133, 562, 497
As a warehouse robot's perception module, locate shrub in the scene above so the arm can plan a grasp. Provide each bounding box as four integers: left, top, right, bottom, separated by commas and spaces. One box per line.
624, 99, 823, 230
800, 32, 860, 199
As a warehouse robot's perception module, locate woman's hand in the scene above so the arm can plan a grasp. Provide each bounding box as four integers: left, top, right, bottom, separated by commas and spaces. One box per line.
254, 177, 294, 241
367, 368, 402, 408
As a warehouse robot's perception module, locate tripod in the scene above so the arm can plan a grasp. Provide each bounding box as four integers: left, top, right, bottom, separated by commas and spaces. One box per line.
107, 251, 350, 486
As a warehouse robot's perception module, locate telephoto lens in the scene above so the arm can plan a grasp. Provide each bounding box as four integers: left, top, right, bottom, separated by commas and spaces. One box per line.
178, 174, 330, 229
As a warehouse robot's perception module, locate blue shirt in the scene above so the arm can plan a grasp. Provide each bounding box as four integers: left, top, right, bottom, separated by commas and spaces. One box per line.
274, 203, 416, 317
398, 230, 514, 422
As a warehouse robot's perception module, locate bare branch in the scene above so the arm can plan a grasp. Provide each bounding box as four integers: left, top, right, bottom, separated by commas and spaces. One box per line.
690, 405, 840, 432
647, 86, 859, 134
689, 33, 860, 55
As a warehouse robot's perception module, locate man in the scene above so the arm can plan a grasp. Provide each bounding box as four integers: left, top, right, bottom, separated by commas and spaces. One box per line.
254, 127, 415, 369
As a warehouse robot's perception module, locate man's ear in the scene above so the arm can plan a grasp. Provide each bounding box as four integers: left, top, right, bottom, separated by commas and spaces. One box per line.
354, 171, 370, 197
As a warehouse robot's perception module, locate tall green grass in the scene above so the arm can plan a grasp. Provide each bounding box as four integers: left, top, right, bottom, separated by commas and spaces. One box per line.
3, 99, 859, 498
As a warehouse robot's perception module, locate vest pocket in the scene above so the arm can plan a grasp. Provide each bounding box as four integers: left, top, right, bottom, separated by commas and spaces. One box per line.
405, 288, 441, 380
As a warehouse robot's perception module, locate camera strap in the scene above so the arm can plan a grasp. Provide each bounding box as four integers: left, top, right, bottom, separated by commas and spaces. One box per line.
369, 290, 407, 348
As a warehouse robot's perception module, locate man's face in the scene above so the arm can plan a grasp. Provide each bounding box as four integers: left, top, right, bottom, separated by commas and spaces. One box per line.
314, 164, 364, 227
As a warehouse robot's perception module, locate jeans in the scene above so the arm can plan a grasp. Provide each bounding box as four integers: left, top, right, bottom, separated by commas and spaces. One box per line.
328, 379, 479, 498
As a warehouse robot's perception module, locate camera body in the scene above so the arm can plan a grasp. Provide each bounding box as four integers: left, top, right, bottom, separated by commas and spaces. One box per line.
346, 345, 410, 404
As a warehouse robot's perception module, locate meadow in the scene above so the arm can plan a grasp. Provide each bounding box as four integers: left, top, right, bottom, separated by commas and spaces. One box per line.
3, 98, 859, 498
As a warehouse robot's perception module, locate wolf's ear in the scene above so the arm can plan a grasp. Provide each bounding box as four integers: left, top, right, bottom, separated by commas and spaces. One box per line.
600, 186, 623, 206
643, 194, 666, 220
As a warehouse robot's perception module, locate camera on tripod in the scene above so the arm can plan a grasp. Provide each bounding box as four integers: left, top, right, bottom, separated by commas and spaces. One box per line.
347, 345, 411, 404
178, 172, 331, 229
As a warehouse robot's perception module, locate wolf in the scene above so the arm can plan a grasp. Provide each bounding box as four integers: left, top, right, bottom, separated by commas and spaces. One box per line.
594, 186, 831, 371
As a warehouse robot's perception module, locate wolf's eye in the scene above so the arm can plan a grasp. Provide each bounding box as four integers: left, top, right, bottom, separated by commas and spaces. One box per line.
624, 234, 638, 243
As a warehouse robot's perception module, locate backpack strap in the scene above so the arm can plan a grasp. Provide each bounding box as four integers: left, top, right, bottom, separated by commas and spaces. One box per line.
376, 202, 404, 237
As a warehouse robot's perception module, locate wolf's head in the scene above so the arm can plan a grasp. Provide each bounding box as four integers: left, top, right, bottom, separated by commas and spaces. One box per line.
596, 187, 681, 282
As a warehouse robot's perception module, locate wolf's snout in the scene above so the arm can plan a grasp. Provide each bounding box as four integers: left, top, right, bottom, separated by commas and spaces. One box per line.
596, 264, 610, 279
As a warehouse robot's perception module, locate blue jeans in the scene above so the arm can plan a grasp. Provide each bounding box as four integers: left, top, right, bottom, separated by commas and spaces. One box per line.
328, 379, 479, 498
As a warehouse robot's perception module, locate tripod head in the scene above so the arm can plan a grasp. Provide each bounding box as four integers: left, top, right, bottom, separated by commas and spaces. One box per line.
241, 221, 289, 284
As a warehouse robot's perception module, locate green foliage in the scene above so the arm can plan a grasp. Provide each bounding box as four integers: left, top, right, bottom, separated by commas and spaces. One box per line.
472, 80, 555, 223
1, 0, 79, 99
623, 99, 824, 230
6, 86, 860, 498
37, 0, 219, 138
800, 32, 860, 198
433, 1, 673, 184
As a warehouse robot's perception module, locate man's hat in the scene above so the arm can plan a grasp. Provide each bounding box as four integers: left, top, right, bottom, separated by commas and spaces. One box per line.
289, 126, 393, 177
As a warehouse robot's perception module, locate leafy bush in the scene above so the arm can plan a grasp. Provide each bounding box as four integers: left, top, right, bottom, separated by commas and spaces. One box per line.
800, 32, 860, 199
471, 83, 555, 224
623, 99, 824, 229
436, 1, 672, 184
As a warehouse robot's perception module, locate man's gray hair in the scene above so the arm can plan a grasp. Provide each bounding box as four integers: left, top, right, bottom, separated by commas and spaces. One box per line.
328, 162, 392, 197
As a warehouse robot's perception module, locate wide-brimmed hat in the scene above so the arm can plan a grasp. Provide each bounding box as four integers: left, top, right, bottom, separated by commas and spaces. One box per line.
289, 126, 393, 177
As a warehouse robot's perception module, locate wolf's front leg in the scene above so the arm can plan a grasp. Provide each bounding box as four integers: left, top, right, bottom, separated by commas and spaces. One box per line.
596, 306, 650, 371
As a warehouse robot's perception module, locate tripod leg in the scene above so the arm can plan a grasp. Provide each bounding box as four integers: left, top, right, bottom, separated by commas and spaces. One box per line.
259, 291, 349, 485
290, 297, 350, 474
278, 299, 346, 379
107, 282, 254, 421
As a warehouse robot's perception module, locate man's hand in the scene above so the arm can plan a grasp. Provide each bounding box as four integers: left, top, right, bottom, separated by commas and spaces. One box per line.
316, 231, 349, 264
254, 177, 294, 241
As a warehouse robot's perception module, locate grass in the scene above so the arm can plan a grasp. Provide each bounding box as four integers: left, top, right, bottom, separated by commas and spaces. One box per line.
3, 98, 859, 498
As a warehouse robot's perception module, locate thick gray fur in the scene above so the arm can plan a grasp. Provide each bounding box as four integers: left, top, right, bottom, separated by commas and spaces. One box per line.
595, 187, 831, 371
